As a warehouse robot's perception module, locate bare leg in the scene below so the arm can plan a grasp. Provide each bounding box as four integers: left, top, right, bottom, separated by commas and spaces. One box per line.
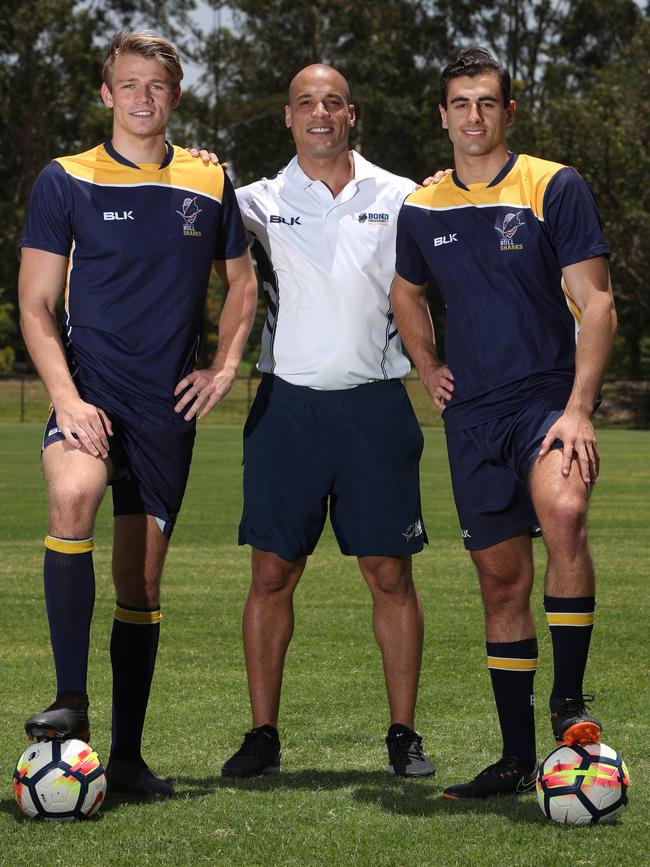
243, 548, 306, 728
530, 451, 594, 598
470, 532, 535, 643
43, 439, 111, 538
357, 555, 422, 728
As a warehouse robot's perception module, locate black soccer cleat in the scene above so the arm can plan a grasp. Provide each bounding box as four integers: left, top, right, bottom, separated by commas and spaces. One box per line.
550, 694, 602, 746
24, 697, 90, 742
221, 725, 281, 778
443, 755, 537, 800
106, 757, 174, 798
386, 724, 436, 777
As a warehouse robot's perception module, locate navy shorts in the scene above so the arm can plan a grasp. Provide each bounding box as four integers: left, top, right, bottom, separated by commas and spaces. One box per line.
42, 393, 196, 539
445, 398, 564, 551
238, 375, 427, 561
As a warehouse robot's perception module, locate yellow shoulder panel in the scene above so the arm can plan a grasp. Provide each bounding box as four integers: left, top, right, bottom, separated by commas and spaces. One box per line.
54, 143, 226, 200
515, 154, 568, 219
165, 146, 226, 201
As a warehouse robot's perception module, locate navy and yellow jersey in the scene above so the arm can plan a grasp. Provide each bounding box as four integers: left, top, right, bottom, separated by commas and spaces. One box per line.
396, 152, 609, 432
21, 142, 248, 414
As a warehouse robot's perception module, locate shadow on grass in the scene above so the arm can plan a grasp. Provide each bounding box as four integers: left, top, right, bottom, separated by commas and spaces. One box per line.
169, 769, 543, 823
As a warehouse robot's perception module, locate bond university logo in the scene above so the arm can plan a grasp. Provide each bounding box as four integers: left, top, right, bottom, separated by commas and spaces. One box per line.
357, 212, 390, 225
495, 210, 525, 251
176, 197, 202, 237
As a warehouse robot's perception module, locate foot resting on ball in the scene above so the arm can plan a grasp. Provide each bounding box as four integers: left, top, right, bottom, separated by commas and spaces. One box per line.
24, 696, 90, 742
106, 756, 174, 797
550, 694, 602, 746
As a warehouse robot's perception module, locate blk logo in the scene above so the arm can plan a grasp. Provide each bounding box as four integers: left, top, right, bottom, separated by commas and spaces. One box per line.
434, 233, 458, 247
270, 215, 302, 226
103, 211, 134, 221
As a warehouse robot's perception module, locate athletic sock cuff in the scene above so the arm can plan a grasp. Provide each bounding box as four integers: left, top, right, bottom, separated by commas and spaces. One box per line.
486, 638, 538, 672
544, 595, 595, 626
45, 535, 94, 554
114, 602, 162, 625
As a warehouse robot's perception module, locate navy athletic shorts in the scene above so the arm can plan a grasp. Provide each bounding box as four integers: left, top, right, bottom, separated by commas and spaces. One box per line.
445, 398, 565, 551
42, 392, 196, 539
238, 374, 428, 561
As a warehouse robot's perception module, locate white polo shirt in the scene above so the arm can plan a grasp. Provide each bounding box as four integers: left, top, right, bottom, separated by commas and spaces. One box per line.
236, 150, 415, 389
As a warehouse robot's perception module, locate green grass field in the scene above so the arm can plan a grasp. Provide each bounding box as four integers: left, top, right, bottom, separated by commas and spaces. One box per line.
0, 424, 648, 866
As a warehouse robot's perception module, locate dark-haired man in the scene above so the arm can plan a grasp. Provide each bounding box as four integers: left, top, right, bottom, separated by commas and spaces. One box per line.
19, 29, 257, 796
392, 46, 616, 799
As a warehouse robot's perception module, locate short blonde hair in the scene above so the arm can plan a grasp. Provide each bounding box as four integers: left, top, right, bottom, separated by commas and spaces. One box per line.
103, 29, 184, 90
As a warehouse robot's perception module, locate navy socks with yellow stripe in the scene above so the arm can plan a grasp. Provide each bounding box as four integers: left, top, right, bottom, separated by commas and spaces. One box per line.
486, 638, 538, 771
43, 535, 95, 700
110, 602, 162, 761
545, 595, 595, 701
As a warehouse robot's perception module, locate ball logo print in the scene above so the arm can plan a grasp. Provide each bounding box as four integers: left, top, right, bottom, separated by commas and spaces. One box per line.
13, 739, 107, 820
536, 741, 630, 826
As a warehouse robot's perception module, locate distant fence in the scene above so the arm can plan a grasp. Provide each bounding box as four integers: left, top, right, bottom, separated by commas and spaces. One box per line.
0, 375, 648, 429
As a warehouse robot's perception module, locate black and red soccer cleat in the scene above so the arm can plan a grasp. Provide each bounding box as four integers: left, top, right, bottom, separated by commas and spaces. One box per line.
551, 694, 602, 746
443, 755, 537, 800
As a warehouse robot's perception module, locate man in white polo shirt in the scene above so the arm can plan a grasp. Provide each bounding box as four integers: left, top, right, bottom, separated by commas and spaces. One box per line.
222, 64, 433, 779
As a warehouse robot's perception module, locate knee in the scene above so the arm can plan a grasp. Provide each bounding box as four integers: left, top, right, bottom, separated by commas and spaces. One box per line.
48, 479, 101, 535
362, 558, 413, 598
476, 564, 528, 614
543, 492, 588, 548
251, 563, 300, 596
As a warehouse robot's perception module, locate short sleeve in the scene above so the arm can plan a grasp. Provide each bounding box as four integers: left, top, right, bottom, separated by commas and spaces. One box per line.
214, 172, 249, 261
21, 162, 74, 256
395, 203, 432, 285
543, 168, 609, 268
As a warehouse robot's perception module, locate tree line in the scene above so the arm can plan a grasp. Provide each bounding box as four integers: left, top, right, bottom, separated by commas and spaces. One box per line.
1, 0, 648, 375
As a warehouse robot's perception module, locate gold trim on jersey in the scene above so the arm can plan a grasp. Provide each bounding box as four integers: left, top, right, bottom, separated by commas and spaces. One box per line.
55, 145, 225, 203
487, 656, 538, 672
44, 535, 94, 554
403, 153, 567, 220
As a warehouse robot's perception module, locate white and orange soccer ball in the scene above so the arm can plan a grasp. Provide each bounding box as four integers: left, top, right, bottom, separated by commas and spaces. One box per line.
13, 739, 107, 820
536, 741, 630, 826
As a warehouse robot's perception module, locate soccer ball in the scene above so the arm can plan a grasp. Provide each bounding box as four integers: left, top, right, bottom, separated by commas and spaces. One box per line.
13, 739, 107, 820
536, 741, 629, 826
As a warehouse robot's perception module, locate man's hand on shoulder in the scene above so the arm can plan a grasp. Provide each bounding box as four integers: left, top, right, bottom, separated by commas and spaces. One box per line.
185, 147, 227, 170
417, 168, 452, 190
538, 409, 599, 484
174, 365, 236, 421
54, 396, 113, 458
421, 363, 455, 411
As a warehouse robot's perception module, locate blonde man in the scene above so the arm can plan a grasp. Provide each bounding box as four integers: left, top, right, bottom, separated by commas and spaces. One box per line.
19, 29, 257, 796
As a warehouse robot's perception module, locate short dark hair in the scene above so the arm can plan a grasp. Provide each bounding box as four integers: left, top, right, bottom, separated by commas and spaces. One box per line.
439, 46, 511, 108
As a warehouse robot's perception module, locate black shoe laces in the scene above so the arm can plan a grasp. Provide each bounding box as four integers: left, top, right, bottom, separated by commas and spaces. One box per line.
390, 733, 425, 759
239, 729, 276, 757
